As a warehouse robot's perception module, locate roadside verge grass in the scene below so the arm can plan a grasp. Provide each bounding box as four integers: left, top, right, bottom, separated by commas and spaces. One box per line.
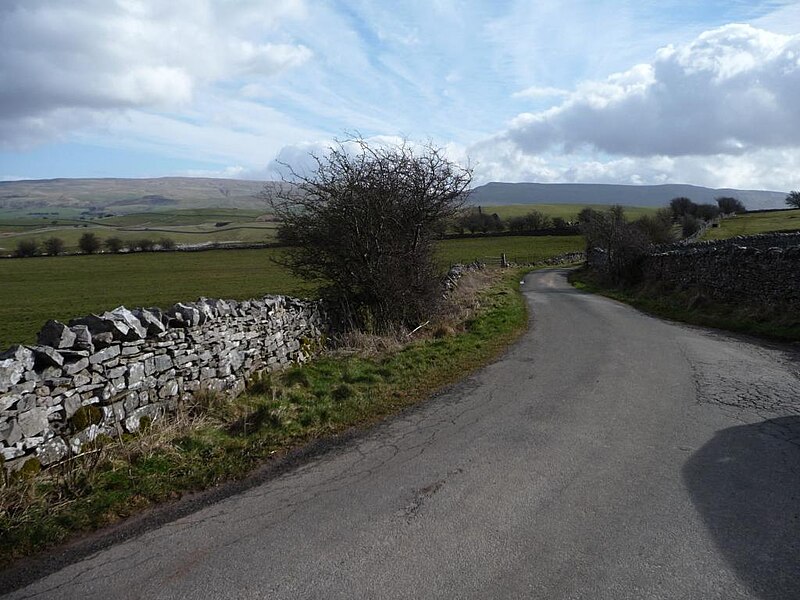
0, 268, 529, 567
569, 267, 800, 343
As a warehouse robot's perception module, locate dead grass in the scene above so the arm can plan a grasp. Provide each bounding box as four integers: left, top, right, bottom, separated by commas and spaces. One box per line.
329, 268, 504, 357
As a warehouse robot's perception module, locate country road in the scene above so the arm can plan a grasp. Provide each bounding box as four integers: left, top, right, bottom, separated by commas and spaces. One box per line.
3, 269, 799, 599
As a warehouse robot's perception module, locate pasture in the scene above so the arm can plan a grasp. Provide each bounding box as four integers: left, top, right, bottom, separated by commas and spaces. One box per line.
480, 203, 657, 221
703, 209, 800, 239
0, 235, 582, 345
0, 208, 278, 254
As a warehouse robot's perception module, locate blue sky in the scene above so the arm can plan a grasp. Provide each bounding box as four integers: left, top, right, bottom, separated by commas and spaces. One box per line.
1, 0, 799, 189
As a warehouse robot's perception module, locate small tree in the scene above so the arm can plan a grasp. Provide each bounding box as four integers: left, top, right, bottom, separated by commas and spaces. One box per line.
786, 191, 800, 209
15, 239, 39, 258
633, 208, 675, 244
552, 216, 568, 229
43, 237, 65, 256
159, 237, 176, 251
694, 203, 720, 221
669, 197, 695, 219
716, 196, 746, 214
682, 214, 701, 237
267, 136, 472, 331
580, 206, 648, 283
78, 232, 101, 254
136, 238, 155, 252
105, 237, 124, 253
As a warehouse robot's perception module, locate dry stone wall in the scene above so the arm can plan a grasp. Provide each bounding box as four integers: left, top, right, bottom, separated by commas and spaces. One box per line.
641, 234, 800, 307
0, 296, 324, 472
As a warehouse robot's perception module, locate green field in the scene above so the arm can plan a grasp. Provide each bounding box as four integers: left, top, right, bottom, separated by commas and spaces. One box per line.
477, 203, 657, 221
436, 235, 583, 265
0, 235, 582, 346
703, 209, 800, 239
0, 208, 278, 254
0, 249, 311, 347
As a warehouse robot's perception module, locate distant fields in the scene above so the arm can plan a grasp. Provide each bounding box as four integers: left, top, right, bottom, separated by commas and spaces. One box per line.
703, 209, 800, 240
0, 204, 647, 255
436, 235, 583, 265
0, 208, 278, 254
480, 203, 658, 221
0, 235, 582, 345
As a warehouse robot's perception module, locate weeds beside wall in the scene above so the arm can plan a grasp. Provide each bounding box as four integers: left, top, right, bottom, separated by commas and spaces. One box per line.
0, 297, 324, 473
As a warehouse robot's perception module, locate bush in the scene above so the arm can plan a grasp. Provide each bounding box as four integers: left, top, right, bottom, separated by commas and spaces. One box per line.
43, 237, 65, 256
580, 206, 649, 284
457, 208, 504, 233
694, 203, 720, 221
633, 208, 675, 244
15, 239, 39, 257
267, 136, 471, 331
682, 214, 701, 237
158, 237, 176, 251
716, 196, 746, 214
105, 237, 124, 253
78, 232, 101, 254
132, 239, 155, 252
669, 197, 694, 219
508, 210, 552, 232
552, 216, 568, 229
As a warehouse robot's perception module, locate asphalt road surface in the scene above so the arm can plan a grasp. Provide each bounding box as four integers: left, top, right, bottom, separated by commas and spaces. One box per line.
3, 269, 799, 599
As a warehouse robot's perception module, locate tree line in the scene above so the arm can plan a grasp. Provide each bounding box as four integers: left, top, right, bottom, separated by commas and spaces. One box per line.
580, 195, 746, 284
13, 233, 176, 257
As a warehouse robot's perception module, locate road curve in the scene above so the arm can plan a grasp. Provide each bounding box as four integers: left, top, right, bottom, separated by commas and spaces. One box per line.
3, 269, 799, 599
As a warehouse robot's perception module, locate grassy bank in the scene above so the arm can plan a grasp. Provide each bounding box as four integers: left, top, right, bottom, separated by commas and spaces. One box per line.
0, 269, 529, 566
569, 268, 800, 342
703, 208, 800, 239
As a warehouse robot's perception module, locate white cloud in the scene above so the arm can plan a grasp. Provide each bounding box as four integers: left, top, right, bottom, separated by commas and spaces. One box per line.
512, 87, 570, 100
0, 0, 310, 148
505, 24, 800, 158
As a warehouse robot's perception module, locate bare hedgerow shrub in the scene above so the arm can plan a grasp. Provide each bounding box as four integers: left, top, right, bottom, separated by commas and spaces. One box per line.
105, 237, 124, 253
15, 239, 39, 258
580, 206, 649, 284
266, 135, 472, 333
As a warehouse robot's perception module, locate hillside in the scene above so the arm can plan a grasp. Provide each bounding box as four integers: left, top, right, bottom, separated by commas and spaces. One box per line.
0, 177, 276, 215
0, 177, 788, 217
469, 182, 787, 210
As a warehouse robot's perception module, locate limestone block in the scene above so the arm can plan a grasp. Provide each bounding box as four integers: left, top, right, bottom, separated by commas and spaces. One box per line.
106, 365, 127, 380
64, 395, 81, 418
0, 419, 22, 445
109, 307, 148, 340
17, 407, 48, 437
63, 357, 89, 376
124, 403, 163, 432
132, 308, 166, 336
127, 363, 146, 390
70, 325, 95, 353
30, 345, 64, 369
36, 437, 69, 465
89, 345, 121, 365
37, 320, 77, 349
0, 393, 20, 412
92, 332, 114, 349
1, 446, 24, 461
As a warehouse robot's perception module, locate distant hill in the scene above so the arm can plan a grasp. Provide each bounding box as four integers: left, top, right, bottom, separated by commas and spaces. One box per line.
0, 177, 788, 214
469, 182, 787, 211
0, 177, 276, 213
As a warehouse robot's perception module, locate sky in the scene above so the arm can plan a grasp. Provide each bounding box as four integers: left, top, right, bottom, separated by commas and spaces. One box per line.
1, 0, 799, 190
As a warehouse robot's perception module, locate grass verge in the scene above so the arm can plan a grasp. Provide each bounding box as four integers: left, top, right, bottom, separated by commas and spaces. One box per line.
0, 268, 529, 567
569, 267, 800, 343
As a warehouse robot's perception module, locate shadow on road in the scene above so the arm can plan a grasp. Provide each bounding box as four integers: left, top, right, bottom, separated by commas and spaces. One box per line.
682, 416, 800, 599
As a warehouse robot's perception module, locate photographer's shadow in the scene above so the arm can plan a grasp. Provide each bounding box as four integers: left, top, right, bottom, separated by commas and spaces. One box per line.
683, 416, 800, 599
